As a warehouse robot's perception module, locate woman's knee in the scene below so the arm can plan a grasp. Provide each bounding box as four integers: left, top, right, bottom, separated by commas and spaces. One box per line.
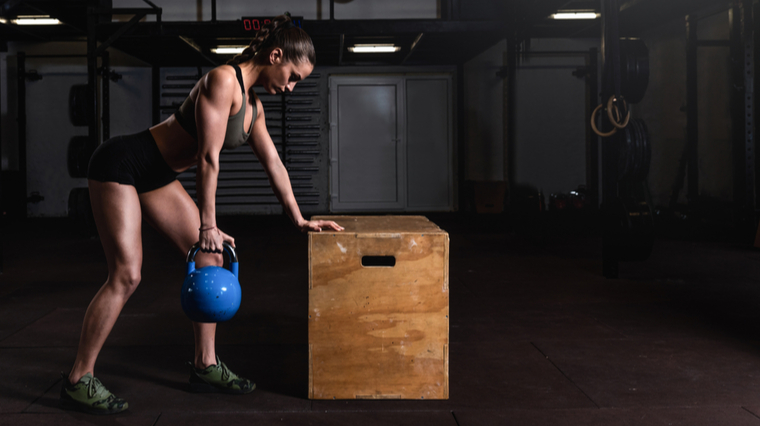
109, 267, 142, 295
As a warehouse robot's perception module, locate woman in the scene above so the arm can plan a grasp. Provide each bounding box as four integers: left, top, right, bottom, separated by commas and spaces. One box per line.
60, 15, 344, 415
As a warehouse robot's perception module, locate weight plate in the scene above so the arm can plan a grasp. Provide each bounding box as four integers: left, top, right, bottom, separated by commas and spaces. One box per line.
640, 120, 652, 179
619, 39, 649, 104
631, 120, 643, 180
620, 125, 636, 181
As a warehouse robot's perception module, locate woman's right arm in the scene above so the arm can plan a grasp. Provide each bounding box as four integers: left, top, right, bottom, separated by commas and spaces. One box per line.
194, 67, 236, 252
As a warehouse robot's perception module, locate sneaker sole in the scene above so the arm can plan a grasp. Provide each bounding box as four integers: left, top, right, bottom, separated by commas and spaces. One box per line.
60, 397, 129, 415
188, 382, 256, 395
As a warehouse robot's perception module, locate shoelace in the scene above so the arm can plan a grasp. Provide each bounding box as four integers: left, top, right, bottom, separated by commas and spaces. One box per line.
86, 376, 108, 400
219, 362, 231, 382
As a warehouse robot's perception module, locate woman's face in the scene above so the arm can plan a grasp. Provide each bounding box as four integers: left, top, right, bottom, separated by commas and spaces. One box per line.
262, 48, 313, 95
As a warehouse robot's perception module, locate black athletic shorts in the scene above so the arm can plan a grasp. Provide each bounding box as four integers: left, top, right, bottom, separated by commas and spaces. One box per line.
88, 129, 180, 194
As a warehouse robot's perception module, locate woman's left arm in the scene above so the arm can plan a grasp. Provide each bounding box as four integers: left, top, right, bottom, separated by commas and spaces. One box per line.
248, 97, 343, 233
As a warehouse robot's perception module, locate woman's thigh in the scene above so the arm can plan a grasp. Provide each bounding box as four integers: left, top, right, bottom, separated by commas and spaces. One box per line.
138, 180, 221, 266
88, 180, 143, 276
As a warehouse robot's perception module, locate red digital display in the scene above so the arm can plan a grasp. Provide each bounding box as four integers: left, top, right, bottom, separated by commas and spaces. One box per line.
241, 16, 303, 32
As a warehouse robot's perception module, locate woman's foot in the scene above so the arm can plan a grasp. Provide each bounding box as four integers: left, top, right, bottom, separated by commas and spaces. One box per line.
59, 372, 129, 415
187, 356, 256, 394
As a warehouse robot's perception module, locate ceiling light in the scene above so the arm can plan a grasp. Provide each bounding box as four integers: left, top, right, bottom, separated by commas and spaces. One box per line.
348, 44, 401, 53
211, 46, 246, 54
551, 12, 600, 20
12, 15, 60, 25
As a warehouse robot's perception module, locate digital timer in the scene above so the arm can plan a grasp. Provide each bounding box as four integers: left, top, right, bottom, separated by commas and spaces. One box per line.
241, 16, 303, 32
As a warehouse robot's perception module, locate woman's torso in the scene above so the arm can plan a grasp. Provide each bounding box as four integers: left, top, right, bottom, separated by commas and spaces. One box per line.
149, 64, 257, 173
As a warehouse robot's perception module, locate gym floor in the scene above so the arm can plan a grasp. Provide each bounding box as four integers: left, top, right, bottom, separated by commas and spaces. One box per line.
2, 213, 760, 425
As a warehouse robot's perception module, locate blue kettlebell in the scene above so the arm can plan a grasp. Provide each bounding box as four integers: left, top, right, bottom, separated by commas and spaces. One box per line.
181, 241, 241, 323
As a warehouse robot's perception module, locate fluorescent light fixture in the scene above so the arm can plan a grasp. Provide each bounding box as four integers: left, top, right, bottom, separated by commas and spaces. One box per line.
0, 18, 7, 24
12, 15, 60, 25
551, 12, 600, 20
211, 46, 246, 54
348, 44, 401, 53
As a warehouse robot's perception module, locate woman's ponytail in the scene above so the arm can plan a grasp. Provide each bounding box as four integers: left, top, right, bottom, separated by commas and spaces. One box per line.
227, 14, 315, 66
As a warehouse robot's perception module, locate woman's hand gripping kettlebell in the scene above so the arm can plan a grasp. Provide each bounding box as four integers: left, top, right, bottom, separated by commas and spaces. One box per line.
199, 226, 236, 253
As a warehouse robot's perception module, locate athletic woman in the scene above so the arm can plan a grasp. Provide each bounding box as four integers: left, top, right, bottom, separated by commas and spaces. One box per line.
60, 15, 344, 414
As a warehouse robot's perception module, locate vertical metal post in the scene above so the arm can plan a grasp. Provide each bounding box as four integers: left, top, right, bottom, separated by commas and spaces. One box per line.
441, 0, 455, 20
87, 8, 100, 146
503, 37, 517, 193
338, 34, 345, 65
17, 51, 27, 219
686, 15, 699, 210
601, 1, 622, 96
730, 1, 756, 230
742, 0, 756, 228
601, 0, 621, 278
0, 54, 3, 274
101, 52, 110, 141
457, 63, 466, 211
731, 5, 743, 222
211, 0, 216, 22
152, 66, 160, 125
755, 1, 760, 212
330, 0, 334, 21
586, 47, 600, 209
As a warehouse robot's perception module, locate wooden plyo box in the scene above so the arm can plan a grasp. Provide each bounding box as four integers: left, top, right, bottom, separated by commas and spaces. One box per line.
308, 216, 449, 400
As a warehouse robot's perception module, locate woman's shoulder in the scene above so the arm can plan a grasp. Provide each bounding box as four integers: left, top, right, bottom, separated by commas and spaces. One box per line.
200, 65, 238, 94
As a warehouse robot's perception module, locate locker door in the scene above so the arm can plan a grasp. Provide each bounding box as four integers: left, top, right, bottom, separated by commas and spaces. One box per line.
330, 77, 405, 211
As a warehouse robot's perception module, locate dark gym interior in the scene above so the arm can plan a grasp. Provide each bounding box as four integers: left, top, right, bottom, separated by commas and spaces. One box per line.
3, 0, 760, 425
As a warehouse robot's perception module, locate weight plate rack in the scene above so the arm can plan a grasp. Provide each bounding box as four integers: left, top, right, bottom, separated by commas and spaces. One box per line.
158, 68, 325, 214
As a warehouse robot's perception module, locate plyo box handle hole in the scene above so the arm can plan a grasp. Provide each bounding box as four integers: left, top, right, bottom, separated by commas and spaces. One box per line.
362, 256, 396, 267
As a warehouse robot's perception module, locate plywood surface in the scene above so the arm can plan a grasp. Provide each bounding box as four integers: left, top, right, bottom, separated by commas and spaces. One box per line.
311, 215, 447, 235
308, 216, 449, 400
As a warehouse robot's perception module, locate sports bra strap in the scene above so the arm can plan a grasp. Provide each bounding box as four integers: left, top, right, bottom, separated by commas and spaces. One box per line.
232, 64, 245, 97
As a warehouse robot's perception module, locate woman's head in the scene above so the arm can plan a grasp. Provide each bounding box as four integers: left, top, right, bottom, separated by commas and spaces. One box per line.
228, 14, 316, 94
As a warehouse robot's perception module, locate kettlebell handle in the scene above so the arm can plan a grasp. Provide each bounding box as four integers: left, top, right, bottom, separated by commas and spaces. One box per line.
186, 241, 238, 264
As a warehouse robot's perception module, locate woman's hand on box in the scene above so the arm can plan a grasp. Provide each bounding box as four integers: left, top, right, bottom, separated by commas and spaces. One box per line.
298, 219, 345, 233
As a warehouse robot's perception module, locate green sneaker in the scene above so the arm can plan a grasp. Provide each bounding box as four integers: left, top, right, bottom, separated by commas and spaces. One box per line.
59, 372, 129, 415
187, 356, 256, 394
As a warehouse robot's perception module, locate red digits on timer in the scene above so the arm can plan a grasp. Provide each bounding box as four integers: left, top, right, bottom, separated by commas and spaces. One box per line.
244, 18, 282, 31
244, 19, 261, 31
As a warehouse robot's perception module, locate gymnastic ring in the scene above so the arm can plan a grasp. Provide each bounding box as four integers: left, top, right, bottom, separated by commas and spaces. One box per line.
591, 103, 617, 137
607, 95, 631, 129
